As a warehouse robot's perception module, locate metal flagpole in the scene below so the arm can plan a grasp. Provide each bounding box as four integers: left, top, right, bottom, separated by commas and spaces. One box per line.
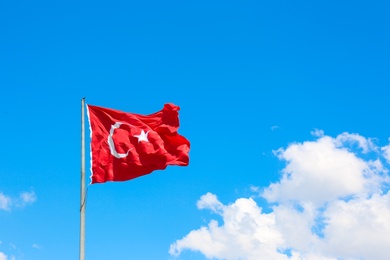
80, 97, 86, 260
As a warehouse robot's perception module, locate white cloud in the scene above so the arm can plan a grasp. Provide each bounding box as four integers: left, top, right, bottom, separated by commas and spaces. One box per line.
0, 252, 7, 260
264, 134, 383, 206
335, 132, 376, 153
0, 193, 11, 211
265, 138, 363, 205
170, 195, 287, 260
382, 139, 390, 163
170, 131, 390, 260
32, 244, 41, 249
18, 191, 37, 207
310, 129, 324, 137
0, 190, 37, 211
321, 192, 390, 259
249, 185, 260, 193
196, 193, 223, 213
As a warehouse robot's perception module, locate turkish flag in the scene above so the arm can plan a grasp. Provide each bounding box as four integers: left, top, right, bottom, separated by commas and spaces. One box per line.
87, 103, 190, 184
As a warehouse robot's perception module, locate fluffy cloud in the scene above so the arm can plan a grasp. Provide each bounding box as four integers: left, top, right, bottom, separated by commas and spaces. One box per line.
170, 132, 390, 260
321, 193, 390, 259
0, 190, 37, 211
170, 193, 287, 260
263, 133, 385, 206
0, 252, 7, 260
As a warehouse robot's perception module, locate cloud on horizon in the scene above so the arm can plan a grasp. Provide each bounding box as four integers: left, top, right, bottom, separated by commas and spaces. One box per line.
170, 132, 390, 260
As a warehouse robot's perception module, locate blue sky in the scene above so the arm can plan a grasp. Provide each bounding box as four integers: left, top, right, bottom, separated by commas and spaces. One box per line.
1, 0, 390, 259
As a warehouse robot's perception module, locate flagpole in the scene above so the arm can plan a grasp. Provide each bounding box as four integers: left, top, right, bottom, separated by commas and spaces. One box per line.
80, 97, 86, 260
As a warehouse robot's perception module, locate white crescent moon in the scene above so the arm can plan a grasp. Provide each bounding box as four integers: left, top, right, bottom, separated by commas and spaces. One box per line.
108, 122, 133, 159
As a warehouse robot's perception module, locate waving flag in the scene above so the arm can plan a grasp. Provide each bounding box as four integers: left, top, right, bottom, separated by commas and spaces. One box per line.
87, 103, 190, 184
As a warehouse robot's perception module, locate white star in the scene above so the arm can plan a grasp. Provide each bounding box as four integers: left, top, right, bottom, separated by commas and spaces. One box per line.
134, 130, 149, 143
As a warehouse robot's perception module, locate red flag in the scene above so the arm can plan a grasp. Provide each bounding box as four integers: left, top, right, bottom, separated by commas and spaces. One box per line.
87, 103, 190, 184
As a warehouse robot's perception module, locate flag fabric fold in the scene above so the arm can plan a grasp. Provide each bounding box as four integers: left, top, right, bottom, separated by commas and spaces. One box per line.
87, 103, 190, 184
